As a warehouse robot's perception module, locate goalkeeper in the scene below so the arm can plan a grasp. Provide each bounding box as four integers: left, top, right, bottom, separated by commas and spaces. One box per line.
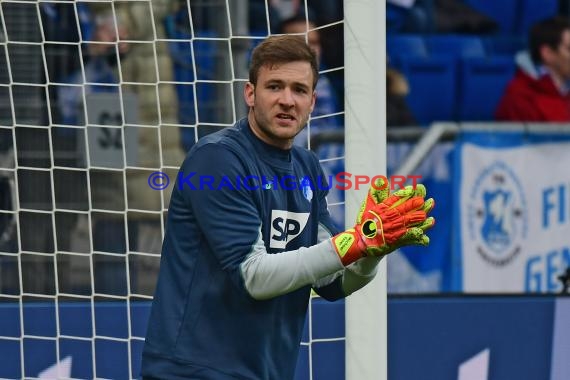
141, 35, 435, 380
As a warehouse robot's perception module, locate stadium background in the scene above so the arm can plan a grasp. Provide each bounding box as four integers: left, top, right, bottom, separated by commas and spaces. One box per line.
0, 0, 570, 379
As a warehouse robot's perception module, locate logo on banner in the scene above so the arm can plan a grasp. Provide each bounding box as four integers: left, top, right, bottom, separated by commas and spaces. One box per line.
468, 161, 528, 266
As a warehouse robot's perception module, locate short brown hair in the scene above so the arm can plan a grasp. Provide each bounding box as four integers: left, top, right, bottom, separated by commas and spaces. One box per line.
530, 16, 570, 64
249, 35, 319, 90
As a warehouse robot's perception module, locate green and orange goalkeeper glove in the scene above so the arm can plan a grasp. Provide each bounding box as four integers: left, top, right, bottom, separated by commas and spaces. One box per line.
331, 178, 435, 266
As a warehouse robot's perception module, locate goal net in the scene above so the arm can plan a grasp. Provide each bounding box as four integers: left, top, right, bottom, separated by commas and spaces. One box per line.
0, 0, 384, 378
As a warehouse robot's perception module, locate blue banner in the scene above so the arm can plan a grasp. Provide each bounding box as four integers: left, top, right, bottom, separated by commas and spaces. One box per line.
2, 297, 568, 379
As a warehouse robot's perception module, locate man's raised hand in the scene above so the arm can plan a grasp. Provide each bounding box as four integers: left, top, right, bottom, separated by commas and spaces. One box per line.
331, 177, 435, 266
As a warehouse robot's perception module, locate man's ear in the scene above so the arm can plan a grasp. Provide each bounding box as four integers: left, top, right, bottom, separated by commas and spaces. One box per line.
310, 90, 316, 113
244, 82, 255, 107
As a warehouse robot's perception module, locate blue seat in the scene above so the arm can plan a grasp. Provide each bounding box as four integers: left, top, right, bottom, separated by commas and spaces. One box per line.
457, 56, 516, 121
463, 0, 520, 34
387, 35, 428, 60
518, 0, 558, 35
483, 35, 527, 56
426, 35, 486, 58
394, 55, 457, 125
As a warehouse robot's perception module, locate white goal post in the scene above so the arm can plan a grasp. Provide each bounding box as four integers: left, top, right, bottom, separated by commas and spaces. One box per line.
344, 1, 387, 380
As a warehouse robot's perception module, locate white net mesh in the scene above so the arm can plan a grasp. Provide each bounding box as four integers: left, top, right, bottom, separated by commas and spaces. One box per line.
0, 0, 346, 378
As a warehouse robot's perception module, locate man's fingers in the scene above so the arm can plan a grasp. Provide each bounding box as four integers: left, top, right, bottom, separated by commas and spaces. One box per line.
422, 198, 435, 214
403, 210, 427, 226
383, 183, 429, 208
369, 177, 390, 204
356, 181, 435, 256
396, 227, 430, 246
412, 184, 427, 198
393, 196, 425, 215
382, 183, 424, 208
356, 177, 390, 224
382, 191, 411, 209
416, 216, 435, 231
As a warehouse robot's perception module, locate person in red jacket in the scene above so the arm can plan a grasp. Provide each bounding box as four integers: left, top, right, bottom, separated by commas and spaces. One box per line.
496, 17, 570, 121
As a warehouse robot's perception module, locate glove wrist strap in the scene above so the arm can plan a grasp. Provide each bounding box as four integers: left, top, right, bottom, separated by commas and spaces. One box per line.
331, 230, 365, 266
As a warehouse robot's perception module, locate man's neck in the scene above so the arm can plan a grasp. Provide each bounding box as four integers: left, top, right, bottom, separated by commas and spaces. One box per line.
544, 66, 570, 95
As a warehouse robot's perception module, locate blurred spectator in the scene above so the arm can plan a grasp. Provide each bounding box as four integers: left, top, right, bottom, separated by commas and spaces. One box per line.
387, 65, 417, 126
433, 0, 498, 34
280, 13, 342, 133
279, 12, 345, 229
307, 0, 344, 104
58, 13, 128, 124
249, 0, 301, 34
6, 2, 94, 296
41, 1, 91, 125
250, 1, 344, 102
0, 133, 17, 294
85, 1, 185, 296
388, 0, 497, 34
387, 0, 433, 33
496, 16, 570, 121
56, 9, 132, 295
249, 0, 343, 34
271, 0, 301, 21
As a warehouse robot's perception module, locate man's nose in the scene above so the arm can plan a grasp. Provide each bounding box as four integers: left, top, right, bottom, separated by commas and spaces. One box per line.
279, 88, 294, 107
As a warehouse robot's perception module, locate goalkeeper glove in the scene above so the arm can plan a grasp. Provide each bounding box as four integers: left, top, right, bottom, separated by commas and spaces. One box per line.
379, 182, 435, 250
331, 178, 435, 266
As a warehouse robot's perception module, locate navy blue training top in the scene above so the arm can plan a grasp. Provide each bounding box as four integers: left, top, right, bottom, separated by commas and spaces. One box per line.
141, 118, 343, 379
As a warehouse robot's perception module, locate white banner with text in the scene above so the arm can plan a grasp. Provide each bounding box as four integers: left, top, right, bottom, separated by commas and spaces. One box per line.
456, 130, 570, 293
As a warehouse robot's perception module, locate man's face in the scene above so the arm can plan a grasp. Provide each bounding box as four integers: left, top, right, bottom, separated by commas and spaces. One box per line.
550, 29, 570, 81
244, 61, 316, 149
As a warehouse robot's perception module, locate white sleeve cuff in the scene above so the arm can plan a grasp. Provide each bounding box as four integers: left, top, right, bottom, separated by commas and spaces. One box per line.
240, 233, 344, 300
341, 256, 382, 296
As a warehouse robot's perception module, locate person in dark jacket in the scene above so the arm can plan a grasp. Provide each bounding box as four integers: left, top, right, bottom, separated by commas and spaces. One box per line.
387, 66, 417, 126
496, 16, 570, 121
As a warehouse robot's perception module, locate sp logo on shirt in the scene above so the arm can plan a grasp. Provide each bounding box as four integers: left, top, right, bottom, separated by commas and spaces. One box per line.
270, 210, 310, 249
